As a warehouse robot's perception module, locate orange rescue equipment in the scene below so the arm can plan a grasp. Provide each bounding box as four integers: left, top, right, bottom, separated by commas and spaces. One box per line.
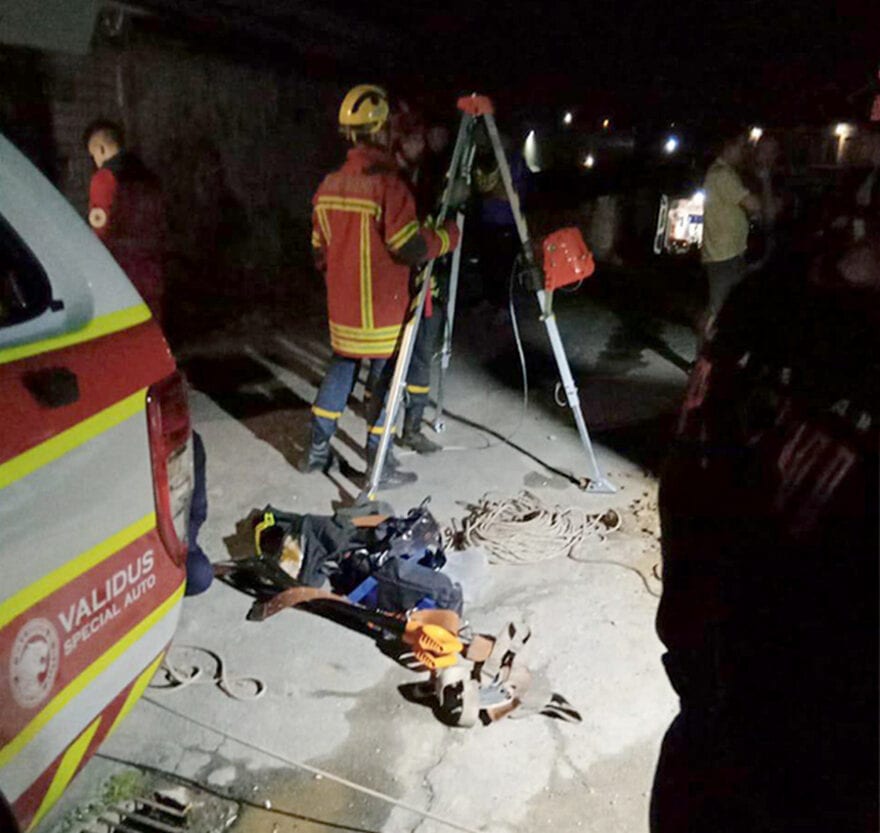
541, 227, 595, 292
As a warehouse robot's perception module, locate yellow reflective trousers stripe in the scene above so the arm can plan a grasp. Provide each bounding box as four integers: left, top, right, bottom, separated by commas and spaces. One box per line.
311, 405, 342, 421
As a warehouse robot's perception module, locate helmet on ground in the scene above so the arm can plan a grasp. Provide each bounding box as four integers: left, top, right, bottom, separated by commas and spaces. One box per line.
339, 84, 390, 140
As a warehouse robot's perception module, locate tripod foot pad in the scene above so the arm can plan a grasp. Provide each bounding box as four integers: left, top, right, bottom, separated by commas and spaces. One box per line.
581, 477, 617, 494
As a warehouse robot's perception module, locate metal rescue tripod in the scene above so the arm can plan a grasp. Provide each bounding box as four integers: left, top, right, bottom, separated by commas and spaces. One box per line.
363, 94, 616, 500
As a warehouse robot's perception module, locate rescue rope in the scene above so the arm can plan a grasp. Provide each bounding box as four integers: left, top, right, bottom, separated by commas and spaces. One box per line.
150, 644, 266, 701
139, 696, 486, 833
460, 492, 661, 596
462, 490, 621, 564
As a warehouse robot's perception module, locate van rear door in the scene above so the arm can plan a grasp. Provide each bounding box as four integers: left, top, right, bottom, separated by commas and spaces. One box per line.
0, 135, 188, 832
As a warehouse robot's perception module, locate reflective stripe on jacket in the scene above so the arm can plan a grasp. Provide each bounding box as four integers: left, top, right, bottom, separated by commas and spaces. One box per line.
311, 145, 452, 358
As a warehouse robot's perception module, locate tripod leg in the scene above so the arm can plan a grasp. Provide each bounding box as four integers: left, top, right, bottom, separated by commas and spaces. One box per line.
483, 114, 615, 493
539, 291, 616, 493
432, 210, 465, 433
363, 287, 426, 500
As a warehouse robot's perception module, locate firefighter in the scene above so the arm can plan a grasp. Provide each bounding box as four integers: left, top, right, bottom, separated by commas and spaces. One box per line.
303, 85, 460, 486
83, 119, 167, 324
392, 111, 449, 454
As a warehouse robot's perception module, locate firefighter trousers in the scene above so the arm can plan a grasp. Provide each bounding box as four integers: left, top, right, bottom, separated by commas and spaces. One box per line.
311, 354, 392, 450
403, 306, 444, 431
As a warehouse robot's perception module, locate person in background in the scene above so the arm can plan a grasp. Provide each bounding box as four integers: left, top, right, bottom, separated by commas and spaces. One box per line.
743, 132, 788, 272
84, 119, 212, 596
83, 119, 167, 324
423, 123, 452, 207
390, 111, 455, 454
472, 124, 528, 315
393, 112, 427, 198
701, 126, 774, 332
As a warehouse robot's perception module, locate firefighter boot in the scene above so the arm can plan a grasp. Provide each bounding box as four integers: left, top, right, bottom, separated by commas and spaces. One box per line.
399, 410, 442, 455
367, 446, 418, 489
298, 434, 333, 474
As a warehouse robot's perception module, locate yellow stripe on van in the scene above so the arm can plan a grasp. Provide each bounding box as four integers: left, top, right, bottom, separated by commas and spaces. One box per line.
0, 388, 147, 490
0, 582, 184, 771
0, 513, 156, 631
0, 304, 151, 366
106, 652, 165, 739
26, 716, 102, 831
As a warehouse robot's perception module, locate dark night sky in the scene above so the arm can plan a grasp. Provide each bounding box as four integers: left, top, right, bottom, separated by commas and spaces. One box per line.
145, 0, 878, 126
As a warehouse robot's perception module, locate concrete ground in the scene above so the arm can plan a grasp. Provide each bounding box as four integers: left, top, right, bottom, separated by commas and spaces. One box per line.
43, 281, 696, 833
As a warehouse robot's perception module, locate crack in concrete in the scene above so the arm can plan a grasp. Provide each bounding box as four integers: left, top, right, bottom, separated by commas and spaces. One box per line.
547, 719, 591, 790
407, 730, 456, 833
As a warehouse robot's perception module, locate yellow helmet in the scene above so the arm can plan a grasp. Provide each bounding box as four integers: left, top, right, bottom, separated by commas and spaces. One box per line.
338, 84, 390, 140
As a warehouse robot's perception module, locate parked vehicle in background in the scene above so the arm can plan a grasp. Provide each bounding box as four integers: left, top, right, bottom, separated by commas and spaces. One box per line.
654, 189, 705, 255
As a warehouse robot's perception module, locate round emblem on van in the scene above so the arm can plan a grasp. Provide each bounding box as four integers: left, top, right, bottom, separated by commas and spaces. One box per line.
10, 618, 60, 709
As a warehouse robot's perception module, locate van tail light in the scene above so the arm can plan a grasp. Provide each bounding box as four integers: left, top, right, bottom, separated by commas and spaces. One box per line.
146, 371, 193, 566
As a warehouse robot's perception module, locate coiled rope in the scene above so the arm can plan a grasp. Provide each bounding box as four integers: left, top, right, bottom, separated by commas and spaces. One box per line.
462, 490, 621, 564
150, 644, 266, 701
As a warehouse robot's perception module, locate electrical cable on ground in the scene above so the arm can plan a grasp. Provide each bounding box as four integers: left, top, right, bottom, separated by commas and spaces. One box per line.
138, 696, 486, 833
569, 556, 662, 598
423, 257, 607, 491
149, 644, 266, 701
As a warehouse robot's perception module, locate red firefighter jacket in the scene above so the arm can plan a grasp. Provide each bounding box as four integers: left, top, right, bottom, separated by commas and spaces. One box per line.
311, 145, 455, 358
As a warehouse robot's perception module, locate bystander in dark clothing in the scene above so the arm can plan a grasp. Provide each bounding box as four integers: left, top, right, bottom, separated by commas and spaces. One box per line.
88, 150, 167, 323
392, 112, 456, 453
652, 234, 879, 832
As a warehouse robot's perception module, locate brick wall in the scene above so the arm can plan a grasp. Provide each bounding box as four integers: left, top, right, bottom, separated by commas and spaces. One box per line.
2, 33, 348, 303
